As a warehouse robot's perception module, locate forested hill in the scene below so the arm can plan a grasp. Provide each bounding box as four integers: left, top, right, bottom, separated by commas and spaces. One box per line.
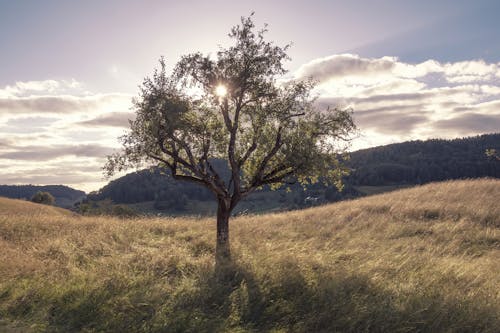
88, 159, 229, 204
347, 133, 500, 185
88, 134, 499, 210
0, 185, 85, 208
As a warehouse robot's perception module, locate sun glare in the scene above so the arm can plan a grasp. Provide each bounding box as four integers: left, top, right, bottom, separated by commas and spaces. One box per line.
215, 85, 227, 97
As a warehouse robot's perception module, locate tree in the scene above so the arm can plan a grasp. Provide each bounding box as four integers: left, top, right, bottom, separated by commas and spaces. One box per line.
486, 149, 500, 161
31, 191, 55, 205
105, 15, 356, 262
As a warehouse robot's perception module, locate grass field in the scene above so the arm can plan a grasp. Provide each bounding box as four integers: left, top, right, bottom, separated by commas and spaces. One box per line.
0, 179, 499, 332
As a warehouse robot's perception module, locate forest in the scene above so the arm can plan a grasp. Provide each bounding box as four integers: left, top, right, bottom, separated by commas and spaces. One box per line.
85, 134, 500, 213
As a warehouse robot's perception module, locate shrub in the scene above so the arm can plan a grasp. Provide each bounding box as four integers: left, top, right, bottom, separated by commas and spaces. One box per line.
31, 191, 55, 205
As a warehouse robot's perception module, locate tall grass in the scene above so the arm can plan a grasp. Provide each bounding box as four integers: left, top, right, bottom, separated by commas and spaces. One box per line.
0, 179, 499, 332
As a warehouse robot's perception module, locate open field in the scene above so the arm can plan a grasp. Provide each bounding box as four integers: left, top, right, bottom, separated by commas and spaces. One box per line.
0, 179, 499, 332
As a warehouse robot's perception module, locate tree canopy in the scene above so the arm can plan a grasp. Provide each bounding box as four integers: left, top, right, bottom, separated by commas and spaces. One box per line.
31, 191, 55, 206
105, 15, 356, 260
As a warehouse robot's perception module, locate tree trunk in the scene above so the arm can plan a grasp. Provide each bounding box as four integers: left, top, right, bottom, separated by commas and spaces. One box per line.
216, 197, 231, 262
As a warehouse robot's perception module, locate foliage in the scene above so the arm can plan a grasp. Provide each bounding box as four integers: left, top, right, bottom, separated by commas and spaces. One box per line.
75, 199, 138, 218
1, 179, 499, 332
486, 148, 500, 161
105, 15, 355, 217
30, 191, 55, 205
105, 15, 356, 259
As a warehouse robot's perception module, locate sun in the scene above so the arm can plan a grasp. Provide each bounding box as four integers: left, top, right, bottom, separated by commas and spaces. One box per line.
215, 85, 227, 97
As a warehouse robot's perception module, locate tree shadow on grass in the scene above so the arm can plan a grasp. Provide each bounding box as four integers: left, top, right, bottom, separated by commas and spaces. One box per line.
4, 259, 498, 332
161, 258, 499, 333
157, 258, 265, 332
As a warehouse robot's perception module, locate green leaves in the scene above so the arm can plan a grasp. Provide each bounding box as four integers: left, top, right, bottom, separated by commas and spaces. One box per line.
106, 15, 356, 203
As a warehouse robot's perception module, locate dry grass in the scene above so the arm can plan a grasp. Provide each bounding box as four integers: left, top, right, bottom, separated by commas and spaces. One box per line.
0, 179, 499, 332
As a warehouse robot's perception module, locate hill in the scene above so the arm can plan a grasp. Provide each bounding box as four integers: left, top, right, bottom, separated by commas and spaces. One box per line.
0, 197, 74, 217
347, 133, 500, 186
0, 185, 86, 208
88, 133, 500, 215
1, 179, 499, 332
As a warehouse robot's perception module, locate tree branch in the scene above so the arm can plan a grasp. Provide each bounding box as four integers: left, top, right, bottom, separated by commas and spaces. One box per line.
250, 126, 283, 186
156, 130, 227, 196
147, 154, 206, 187
238, 139, 257, 167
157, 128, 200, 175
260, 169, 295, 185
262, 164, 292, 180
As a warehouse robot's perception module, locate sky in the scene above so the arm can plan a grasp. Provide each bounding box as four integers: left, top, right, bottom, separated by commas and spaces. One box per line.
0, 0, 499, 192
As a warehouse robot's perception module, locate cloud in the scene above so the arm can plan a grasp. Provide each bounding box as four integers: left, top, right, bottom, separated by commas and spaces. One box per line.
0, 144, 115, 161
0, 93, 132, 116
443, 60, 500, 83
0, 138, 13, 148
299, 55, 500, 148
0, 116, 59, 134
0, 96, 86, 114
6, 116, 58, 127
0, 79, 83, 98
297, 54, 500, 85
0, 79, 136, 191
1, 64, 499, 192
296, 54, 397, 83
434, 113, 500, 133
77, 111, 135, 127
0, 171, 99, 190
352, 104, 429, 134
360, 113, 429, 134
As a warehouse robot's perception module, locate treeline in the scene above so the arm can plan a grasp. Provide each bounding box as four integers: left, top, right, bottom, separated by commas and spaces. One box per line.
88, 134, 499, 207
0, 185, 85, 208
347, 133, 500, 185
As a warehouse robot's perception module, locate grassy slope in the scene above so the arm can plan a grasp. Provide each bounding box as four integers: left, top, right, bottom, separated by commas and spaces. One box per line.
0, 179, 499, 332
0, 197, 74, 217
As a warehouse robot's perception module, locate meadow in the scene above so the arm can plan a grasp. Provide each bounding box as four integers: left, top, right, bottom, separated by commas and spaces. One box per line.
0, 179, 499, 332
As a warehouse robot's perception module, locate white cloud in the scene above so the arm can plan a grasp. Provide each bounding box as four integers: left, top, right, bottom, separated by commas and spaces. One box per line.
392, 59, 442, 78
0, 79, 84, 98
295, 55, 500, 149
0, 93, 132, 116
0, 144, 115, 161
296, 54, 397, 83
76, 111, 135, 128
0, 79, 133, 192
1, 59, 499, 192
443, 60, 498, 81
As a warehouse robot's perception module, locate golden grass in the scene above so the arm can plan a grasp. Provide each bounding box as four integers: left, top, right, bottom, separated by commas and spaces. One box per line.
0, 179, 499, 332
0, 197, 73, 217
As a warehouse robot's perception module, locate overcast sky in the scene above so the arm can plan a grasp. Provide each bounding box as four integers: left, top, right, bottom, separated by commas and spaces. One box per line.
1, 0, 499, 192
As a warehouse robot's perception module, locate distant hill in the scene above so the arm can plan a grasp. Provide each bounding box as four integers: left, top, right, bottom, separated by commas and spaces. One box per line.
88, 133, 500, 215
347, 133, 500, 185
0, 185, 86, 208
87, 160, 229, 205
